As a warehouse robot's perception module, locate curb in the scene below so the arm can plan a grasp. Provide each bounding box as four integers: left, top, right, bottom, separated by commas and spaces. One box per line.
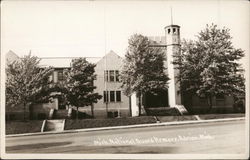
6, 117, 245, 138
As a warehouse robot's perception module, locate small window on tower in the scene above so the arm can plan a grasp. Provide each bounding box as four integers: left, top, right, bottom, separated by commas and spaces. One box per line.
168, 28, 171, 34
173, 28, 176, 34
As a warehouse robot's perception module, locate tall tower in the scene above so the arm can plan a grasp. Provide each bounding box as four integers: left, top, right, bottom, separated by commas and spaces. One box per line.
165, 25, 181, 107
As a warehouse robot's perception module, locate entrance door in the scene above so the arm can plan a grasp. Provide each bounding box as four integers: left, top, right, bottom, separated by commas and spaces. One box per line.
58, 96, 66, 110
144, 90, 169, 108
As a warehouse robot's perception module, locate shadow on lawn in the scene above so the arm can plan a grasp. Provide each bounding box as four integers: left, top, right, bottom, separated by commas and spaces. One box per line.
6, 141, 72, 151
52, 145, 179, 154
6, 143, 178, 154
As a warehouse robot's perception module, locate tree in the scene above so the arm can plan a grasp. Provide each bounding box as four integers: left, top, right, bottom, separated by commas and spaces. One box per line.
63, 58, 102, 119
120, 34, 169, 115
6, 54, 54, 120
173, 24, 245, 111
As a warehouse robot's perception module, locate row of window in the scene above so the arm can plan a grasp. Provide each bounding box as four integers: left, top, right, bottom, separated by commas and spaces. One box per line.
104, 70, 120, 82
103, 90, 121, 102
52, 70, 121, 83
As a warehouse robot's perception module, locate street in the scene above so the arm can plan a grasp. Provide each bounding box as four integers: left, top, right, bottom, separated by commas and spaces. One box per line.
6, 120, 245, 154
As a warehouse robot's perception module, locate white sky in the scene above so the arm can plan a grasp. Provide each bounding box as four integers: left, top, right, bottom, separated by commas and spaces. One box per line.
1, 0, 249, 67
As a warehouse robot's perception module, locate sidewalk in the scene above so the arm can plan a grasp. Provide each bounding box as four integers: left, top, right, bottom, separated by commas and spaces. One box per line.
6, 117, 245, 138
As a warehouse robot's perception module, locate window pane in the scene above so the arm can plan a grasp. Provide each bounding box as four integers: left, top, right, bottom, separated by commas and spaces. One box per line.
103, 91, 109, 102
168, 28, 171, 34
104, 70, 109, 81
116, 91, 121, 102
115, 70, 119, 82
110, 91, 115, 102
110, 70, 114, 82
173, 28, 176, 33
58, 70, 64, 81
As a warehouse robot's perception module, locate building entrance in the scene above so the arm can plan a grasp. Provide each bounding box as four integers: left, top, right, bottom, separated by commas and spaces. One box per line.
143, 90, 169, 108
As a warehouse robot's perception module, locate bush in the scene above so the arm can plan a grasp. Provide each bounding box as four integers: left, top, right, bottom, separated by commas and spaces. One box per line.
145, 107, 181, 116
157, 115, 198, 122
65, 116, 157, 130
6, 120, 44, 135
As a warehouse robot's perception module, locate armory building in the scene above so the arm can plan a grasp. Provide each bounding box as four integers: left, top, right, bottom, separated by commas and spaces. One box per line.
5, 24, 237, 120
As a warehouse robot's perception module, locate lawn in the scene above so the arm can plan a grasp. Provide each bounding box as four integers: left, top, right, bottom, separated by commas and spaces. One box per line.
6, 114, 245, 134
6, 120, 44, 135
198, 113, 245, 120
65, 116, 157, 130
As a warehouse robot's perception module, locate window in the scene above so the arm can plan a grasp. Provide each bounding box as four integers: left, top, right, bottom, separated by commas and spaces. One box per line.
58, 70, 64, 81
116, 91, 121, 102
115, 70, 119, 82
103, 90, 122, 103
104, 70, 120, 82
110, 91, 115, 102
168, 28, 171, 34
173, 28, 176, 33
104, 70, 109, 81
110, 70, 115, 82
103, 91, 109, 103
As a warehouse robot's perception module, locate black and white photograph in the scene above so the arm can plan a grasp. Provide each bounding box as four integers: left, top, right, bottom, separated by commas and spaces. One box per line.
0, 0, 249, 159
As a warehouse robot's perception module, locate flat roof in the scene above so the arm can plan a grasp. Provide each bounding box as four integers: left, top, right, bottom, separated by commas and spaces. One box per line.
39, 57, 102, 68
164, 25, 180, 29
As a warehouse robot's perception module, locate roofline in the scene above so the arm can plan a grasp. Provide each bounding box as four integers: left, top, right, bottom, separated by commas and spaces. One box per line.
164, 25, 180, 29
38, 56, 102, 59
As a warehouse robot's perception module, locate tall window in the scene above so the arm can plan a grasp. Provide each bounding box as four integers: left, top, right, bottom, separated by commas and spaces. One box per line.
110, 91, 115, 102
116, 91, 121, 102
104, 70, 109, 81
58, 70, 64, 81
103, 91, 109, 103
115, 70, 119, 82
109, 70, 115, 82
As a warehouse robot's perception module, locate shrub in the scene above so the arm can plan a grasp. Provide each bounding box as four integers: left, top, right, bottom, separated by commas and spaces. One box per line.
145, 107, 181, 116
65, 116, 157, 130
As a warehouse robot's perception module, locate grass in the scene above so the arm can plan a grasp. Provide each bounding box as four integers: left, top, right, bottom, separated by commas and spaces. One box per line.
156, 115, 198, 122
198, 113, 245, 120
5, 113, 245, 134
65, 116, 157, 130
6, 120, 44, 135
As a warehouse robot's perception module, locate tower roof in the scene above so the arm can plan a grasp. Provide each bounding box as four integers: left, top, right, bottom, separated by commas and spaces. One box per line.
164, 25, 180, 29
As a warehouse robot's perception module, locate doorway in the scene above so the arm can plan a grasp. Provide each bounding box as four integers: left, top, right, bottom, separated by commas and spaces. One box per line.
144, 90, 169, 108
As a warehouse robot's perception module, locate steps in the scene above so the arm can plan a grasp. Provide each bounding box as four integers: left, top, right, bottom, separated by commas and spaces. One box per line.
43, 119, 65, 132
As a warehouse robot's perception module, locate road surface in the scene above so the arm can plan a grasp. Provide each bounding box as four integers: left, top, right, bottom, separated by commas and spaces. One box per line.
6, 120, 245, 154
